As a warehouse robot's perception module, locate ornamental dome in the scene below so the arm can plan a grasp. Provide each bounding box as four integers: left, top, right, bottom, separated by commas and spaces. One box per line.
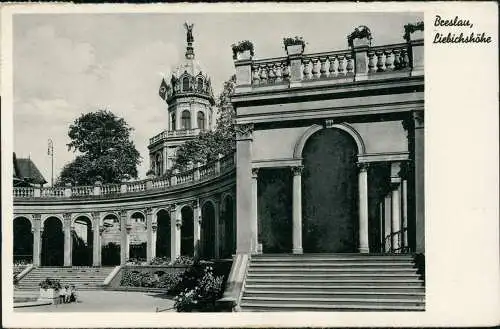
158, 23, 214, 105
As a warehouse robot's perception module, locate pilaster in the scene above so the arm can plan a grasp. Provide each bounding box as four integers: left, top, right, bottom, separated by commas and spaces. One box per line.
291, 166, 304, 254
235, 123, 254, 254
32, 214, 42, 266
92, 212, 101, 266
63, 213, 72, 266
357, 163, 369, 253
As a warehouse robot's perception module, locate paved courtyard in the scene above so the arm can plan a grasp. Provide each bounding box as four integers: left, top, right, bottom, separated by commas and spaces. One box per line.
15, 290, 175, 312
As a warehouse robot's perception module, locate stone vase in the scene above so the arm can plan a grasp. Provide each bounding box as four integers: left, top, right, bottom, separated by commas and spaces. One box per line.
352, 37, 371, 48
38, 288, 59, 304
236, 50, 252, 61
285, 44, 304, 56
410, 30, 424, 41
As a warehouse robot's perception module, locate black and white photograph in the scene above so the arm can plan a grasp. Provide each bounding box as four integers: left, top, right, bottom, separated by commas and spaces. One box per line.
2, 3, 498, 328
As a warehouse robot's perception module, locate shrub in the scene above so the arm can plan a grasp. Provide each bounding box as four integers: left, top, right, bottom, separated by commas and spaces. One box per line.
172, 255, 195, 266
283, 36, 306, 49
173, 265, 225, 312
39, 278, 61, 290
150, 256, 171, 265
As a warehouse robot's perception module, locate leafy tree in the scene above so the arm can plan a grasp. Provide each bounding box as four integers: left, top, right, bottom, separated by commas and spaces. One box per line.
57, 110, 141, 185
172, 75, 236, 171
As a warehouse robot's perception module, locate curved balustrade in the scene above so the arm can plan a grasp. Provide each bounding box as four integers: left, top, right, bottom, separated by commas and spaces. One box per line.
13, 187, 34, 198
13, 153, 235, 199
149, 128, 201, 145
71, 185, 93, 197
40, 186, 65, 198
368, 43, 410, 73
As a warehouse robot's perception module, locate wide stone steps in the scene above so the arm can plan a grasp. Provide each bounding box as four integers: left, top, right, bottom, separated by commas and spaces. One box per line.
239, 254, 425, 312
16, 267, 114, 290
239, 302, 425, 312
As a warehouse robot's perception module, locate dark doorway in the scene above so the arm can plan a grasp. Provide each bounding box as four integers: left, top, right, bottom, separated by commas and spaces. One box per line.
101, 214, 120, 266
258, 168, 293, 253
41, 217, 64, 266
14, 217, 33, 264
221, 196, 235, 258
201, 201, 216, 259
180, 206, 194, 256
156, 209, 171, 259
302, 128, 359, 253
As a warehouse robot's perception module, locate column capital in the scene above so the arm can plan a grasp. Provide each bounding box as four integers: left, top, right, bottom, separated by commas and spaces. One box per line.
413, 110, 424, 129
32, 214, 41, 221
63, 212, 71, 222
91, 211, 100, 219
291, 165, 304, 176
192, 199, 199, 209
235, 123, 254, 140
251, 167, 259, 178
144, 207, 153, 216
118, 209, 127, 218
357, 162, 370, 172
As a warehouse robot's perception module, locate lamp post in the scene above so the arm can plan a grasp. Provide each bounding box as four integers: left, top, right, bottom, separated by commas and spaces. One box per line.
48, 139, 54, 187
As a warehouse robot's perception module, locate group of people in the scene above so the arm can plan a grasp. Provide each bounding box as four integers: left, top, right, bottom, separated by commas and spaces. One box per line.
58, 285, 78, 304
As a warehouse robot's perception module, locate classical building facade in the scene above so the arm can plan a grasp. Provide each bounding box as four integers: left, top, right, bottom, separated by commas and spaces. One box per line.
149, 24, 215, 175
231, 26, 424, 256
13, 25, 424, 276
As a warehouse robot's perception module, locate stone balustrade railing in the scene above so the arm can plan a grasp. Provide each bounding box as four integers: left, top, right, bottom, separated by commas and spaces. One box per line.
13, 153, 235, 199
149, 128, 201, 145
234, 26, 423, 90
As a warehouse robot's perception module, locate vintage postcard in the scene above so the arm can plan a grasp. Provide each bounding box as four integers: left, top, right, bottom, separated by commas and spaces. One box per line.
2, 2, 498, 328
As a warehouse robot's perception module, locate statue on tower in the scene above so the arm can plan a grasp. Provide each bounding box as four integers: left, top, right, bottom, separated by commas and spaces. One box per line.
184, 22, 194, 44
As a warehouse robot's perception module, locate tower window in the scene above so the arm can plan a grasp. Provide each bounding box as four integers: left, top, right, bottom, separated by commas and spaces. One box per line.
197, 111, 206, 130
181, 110, 191, 130
156, 153, 163, 176
182, 77, 190, 91
171, 112, 176, 130
197, 78, 204, 91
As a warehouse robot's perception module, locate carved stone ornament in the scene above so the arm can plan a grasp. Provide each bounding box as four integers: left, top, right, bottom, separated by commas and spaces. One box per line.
176, 218, 182, 228
32, 214, 41, 221
152, 223, 158, 232
234, 123, 254, 140
63, 213, 71, 222
357, 162, 370, 171
325, 119, 336, 128
91, 212, 100, 219
413, 111, 424, 128
291, 166, 304, 176
99, 226, 105, 234
251, 167, 259, 178
145, 207, 153, 216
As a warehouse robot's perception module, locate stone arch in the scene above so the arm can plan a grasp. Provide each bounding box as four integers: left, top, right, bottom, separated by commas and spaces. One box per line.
101, 213, 121, 266
71, 213, 93, 228
41, 216, 64, 266
293, 123, 366, 159
201, 200, 216, 259
13, 216, 33, 264
14, 215, 34, 228
72, 215, 93, 266
41, 214, 63, 228
180, 204, 194, 256
201, 198, 216, 210
153, 206, 170, 217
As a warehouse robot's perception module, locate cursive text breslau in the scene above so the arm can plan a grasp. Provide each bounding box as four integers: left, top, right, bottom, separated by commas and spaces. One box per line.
433, 15, 492, 44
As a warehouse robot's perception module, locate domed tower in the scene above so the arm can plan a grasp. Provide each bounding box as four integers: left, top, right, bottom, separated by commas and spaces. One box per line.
149, 23, 215, 176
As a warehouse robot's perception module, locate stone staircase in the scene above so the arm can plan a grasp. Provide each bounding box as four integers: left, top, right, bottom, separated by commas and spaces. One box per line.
16, 267, 115, 291
239, 254, 425, 311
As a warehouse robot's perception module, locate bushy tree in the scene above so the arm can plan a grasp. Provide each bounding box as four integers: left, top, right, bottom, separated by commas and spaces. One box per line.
172, 75, 236, 171
57, 110, 141, 185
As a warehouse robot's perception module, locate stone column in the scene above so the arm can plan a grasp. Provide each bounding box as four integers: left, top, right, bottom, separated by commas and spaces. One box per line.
251, 168, 260, 254
391, 184, 402, 252
32, 214, 42, 266
214, 199, 221, 259
193, 200, 201, 258
92, 212, 101, 266
151, 222, 157, 260
384, 194, 392, 252
414, 111, 425, 253
292, 166, 304, 254
235, 123, 254, 254
119, 210, 128, 265
357, 163, 369, 253
63, 213, 72, 266
402, 178, 409, 250
146, 207, 154, 263
391, 162, 402, 252
171, 205, 181, 261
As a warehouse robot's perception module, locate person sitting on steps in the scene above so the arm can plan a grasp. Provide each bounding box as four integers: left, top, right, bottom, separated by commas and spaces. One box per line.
69, 285, 78, 303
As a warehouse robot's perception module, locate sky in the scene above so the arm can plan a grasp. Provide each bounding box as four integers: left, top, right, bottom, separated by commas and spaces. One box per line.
13, 12, 422, 183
